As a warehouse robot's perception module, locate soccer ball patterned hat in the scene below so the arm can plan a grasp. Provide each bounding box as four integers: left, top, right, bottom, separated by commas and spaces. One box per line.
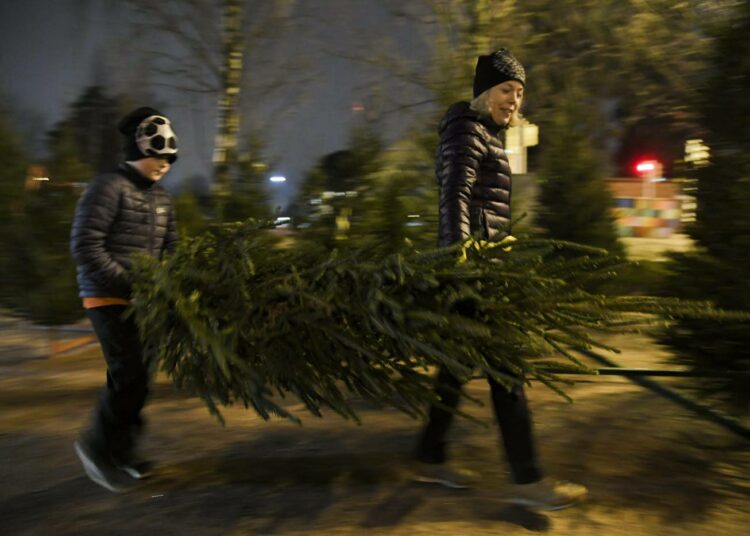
118, 106, 179, 163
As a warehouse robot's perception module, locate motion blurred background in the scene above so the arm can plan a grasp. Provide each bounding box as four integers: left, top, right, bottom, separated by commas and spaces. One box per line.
0, 0, 748, 412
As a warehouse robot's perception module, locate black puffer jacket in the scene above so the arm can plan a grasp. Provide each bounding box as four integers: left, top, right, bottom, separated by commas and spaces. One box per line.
70, 163, 178, 298
436, 101, 512, 247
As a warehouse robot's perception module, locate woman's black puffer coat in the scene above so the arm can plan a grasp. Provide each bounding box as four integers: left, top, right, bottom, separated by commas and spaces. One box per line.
70, 163, 178, 299
436, 101, 512, 247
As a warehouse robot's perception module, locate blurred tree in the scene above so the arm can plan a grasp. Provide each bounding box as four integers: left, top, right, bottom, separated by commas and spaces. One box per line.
0, 113, 30, 311
661, 0, 750, 412
174, 191, 208, 238
212, 0, 245, 219
362, 0, 740, 250
535, 93, 624, 254
222, 132, 275, 223
125, 0, 308, 219
48, 85, 124, 174
290, 122, 441, 254
171, 174, 212, 238
379, 0, 737, 136
2, 124, 90, 324
351, 130, 439, 254
286, 165, 326, 223
290, 125, 384, 248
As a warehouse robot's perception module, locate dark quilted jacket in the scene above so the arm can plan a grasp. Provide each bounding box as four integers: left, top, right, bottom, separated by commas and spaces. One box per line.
436, 101, 512, 247
70, 163, 178, 298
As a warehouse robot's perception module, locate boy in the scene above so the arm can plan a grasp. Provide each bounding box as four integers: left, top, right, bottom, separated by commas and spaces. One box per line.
70, 107, 179, 492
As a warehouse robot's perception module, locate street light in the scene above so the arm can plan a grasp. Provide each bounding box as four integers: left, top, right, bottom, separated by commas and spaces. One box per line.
269, 175, 286, 183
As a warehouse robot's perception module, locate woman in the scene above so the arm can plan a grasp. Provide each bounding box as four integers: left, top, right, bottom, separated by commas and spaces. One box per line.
414, 48, 587, 510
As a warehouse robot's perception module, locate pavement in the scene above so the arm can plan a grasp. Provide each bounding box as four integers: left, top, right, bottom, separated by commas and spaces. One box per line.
0, 315, 95, 365
1, 323, 748, 535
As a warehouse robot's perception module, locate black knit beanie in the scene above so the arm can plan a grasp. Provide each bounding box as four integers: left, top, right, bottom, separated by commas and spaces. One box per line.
473, 48, 526, 97
117, 106, 179, 163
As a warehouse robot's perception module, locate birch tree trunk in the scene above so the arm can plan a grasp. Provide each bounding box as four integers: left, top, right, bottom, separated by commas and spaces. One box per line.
213, 0, 245, 221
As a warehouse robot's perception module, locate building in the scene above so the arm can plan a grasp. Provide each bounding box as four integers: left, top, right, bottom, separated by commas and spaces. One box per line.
605, 177, 695, 238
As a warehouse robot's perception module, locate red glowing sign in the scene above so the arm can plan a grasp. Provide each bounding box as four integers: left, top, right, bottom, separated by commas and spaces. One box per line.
635, 160, 662, 176
635, 160, 658, 174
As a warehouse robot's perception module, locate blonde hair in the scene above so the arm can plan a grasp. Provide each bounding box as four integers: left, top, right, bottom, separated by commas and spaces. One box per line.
469, 88, 523, 127
469, 90, 492, 116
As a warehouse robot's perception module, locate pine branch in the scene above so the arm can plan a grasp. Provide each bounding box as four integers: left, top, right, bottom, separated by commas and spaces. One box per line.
129, 221, 750, 424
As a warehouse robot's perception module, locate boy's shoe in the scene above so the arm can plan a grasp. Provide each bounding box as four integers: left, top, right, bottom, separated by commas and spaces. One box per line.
413, 462, 473, 489
74, 439, 133, 493
507, 478, 588, 510
117, 459, 155, 480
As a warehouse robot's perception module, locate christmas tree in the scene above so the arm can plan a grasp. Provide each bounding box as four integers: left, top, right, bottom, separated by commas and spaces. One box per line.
130, 220, 738, 424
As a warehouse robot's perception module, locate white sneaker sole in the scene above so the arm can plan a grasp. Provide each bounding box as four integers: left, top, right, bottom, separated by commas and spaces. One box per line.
74, 441, 127, 493
119, 465, 153, 480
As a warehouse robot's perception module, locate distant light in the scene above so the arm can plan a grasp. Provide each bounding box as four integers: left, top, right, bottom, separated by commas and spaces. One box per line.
269, 175, 286, 183
635, 161, 656, 173
352, 102, 365, 112
685, 139, 710, 166
32, 177, 50, 181
407, 214, 421, 218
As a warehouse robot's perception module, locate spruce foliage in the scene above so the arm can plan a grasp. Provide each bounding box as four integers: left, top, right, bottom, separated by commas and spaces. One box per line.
535, 100, 624, 255
130, 220, 738, 424
661, 1, 750, 412
0, 122, 86, 324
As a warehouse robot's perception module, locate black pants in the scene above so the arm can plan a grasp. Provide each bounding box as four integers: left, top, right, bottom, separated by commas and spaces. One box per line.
417, 365, 542, 484
85, 305, 149, 464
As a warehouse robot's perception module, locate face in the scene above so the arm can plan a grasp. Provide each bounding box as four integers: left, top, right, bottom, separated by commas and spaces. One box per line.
130, 156, 172, 181
488, 80, 524, 126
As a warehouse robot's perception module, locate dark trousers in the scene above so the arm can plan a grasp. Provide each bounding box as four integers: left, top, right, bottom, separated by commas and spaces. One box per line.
417, 365, 542, 484
85, 305, 149, 464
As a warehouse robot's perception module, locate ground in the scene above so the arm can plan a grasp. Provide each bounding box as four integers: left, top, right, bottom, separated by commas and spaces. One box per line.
1, 318, 748, 535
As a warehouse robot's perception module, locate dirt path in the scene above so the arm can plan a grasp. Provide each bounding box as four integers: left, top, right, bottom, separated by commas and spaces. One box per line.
1, 332, 748, 535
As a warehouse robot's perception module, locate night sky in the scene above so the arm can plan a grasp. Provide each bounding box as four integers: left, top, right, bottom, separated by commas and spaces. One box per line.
0, 0, 429, 208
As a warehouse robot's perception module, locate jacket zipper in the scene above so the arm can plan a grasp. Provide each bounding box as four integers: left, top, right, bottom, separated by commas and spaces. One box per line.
148, 192, 155, 255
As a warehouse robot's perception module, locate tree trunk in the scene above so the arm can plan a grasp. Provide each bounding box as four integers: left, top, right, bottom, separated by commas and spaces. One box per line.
213, 0, 245, 221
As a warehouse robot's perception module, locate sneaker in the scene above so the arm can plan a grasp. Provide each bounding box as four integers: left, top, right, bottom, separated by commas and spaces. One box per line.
507, 478, 588, 510
74, 440, 133, 493
413, 462, 473, 489
117, 459, 155, 480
